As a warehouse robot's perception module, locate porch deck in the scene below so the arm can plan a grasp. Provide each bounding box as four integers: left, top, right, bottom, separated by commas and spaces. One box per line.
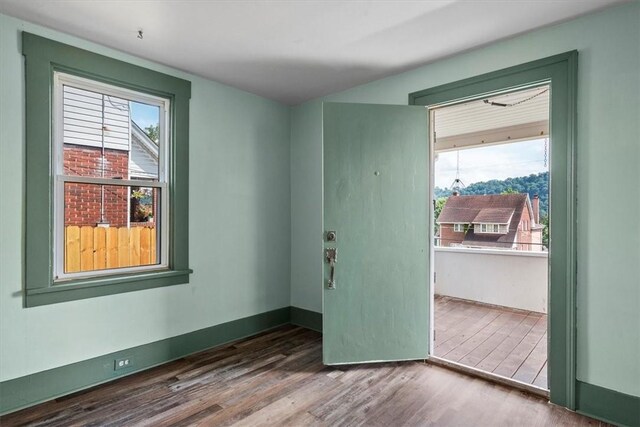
434, 295, 547, 389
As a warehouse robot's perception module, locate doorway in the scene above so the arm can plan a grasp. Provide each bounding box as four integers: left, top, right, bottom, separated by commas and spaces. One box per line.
321, 52, 577, 409
410, 53, 578, 408
428, 85, 550, 394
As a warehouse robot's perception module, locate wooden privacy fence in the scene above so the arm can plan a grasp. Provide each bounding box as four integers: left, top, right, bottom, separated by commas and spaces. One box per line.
65, 225, 157, 273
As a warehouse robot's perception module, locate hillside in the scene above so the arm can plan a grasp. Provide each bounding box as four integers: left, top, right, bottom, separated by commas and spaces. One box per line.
435, 172, 549, 215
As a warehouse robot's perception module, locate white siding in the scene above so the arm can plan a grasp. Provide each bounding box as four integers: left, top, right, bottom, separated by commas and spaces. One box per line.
63, 85, 130, 151
129, 138, 158, 179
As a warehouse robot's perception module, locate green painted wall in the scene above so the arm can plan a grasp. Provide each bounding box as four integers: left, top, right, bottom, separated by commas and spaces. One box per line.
290, 3, 640, 397
0, 14, 291, 382
1, 2, 638, 402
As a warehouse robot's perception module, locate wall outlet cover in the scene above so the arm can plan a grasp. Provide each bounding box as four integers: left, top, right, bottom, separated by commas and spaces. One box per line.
114, 357, 133, 371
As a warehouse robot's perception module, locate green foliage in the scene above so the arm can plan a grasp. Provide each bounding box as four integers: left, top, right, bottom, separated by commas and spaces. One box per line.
435, 172, 549, 216
144, 124, 160, 143
540, 214, 549, 248
501, 187, 519, 194
434, 197, 447, 220
433, 197, 447, 233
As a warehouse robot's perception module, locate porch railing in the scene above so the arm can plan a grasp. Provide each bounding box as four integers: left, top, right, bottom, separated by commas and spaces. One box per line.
435, 247, 548, 313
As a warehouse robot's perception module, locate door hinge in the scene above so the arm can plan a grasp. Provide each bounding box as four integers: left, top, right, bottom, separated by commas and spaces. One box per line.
434, 330, 437, 341
434, 271, 437, 283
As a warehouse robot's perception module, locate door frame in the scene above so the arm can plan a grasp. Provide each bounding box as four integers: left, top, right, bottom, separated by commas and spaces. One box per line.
409, 51, 578, 409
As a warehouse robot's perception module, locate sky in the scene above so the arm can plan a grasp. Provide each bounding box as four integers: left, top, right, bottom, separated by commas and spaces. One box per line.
434, 138, 549, 189
130, 101, 160, 130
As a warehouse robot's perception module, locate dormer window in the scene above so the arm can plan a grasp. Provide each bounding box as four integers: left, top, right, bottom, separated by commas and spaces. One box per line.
477, 223, 508, 234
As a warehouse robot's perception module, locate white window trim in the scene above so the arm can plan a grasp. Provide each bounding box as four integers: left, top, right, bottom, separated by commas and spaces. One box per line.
475, 223, 509, 234
52, 72, 171, 281
453, 223, 465, 232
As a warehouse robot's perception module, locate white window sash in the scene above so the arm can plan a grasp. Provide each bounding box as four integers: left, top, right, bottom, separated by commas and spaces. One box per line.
52, 72, 171, 281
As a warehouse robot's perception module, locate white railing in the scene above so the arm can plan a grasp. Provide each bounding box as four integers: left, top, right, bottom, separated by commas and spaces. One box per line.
435, 247, 548, 313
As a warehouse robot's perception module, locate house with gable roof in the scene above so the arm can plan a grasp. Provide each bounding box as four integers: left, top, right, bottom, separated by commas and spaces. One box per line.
437, 193, 544, 251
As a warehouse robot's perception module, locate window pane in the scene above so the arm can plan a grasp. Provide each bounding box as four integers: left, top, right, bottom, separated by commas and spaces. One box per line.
62, 84, 160, 181
63, 183, 160, 273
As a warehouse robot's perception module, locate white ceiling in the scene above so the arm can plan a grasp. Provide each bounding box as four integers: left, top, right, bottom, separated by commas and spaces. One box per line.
0, 0, 626, 105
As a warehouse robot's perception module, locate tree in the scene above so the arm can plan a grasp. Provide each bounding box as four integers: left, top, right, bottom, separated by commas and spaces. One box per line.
540, 214, 549, 249
433, 197, 448, 234
501, 187, 518, 194
434, 171, 549, 215
144, 124, 159, 143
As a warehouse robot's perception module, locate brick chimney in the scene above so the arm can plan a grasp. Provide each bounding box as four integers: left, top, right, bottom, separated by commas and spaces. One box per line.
532, 194, 540, 224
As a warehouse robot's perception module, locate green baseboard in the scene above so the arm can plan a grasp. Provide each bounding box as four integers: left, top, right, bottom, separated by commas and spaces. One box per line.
8, 307, 635, 426
290, 306, 322, 332
0, 307, 291, 416
576, 381, 640, 427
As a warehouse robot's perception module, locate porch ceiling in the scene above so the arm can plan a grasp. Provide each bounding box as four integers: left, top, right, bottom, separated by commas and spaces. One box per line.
434, 86, 550, 152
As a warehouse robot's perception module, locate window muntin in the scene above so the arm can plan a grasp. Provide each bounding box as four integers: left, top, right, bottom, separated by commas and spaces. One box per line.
477, 223, 508, 234
453, 223, 465, 232
53, 72, 170, 281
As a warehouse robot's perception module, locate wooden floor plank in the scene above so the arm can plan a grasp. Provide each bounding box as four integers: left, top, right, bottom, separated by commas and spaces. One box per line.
2, 325, 601, 427
533, 360, 549, 389
513, 330, 548, 385
473, 313, 540, 371
440, 311, 525, 362
435, 306, 503, 352
493, 314, 547, 379
460, 316, 536, 367
435, 295, 548, 388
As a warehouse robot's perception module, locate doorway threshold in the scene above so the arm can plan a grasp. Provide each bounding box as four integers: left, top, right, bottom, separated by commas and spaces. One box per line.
427, 355, 549, 399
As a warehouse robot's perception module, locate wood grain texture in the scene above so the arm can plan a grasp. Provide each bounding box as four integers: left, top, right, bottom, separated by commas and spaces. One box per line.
64, 225, 157, 273
1, 325, 606, 427
434, 295, 547, 388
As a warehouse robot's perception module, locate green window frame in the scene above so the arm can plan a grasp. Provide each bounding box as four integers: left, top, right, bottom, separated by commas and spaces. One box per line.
22, 32, 192, 307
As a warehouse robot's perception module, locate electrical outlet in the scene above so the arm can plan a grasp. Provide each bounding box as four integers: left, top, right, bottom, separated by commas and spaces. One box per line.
114, 357, 133, 371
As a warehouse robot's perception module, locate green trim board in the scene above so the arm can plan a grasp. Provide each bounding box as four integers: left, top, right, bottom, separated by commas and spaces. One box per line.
290, 306, 323, 332
21, 32, 192, 307
25, 269, 193, 307
576, 381, 640, 427
0, 307, 291, 416
409, 51, 579, 409
2, 307, 636, 425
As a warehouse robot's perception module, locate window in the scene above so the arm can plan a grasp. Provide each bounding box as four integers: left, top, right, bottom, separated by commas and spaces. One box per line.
23, 33, 192, 306
453, 223, 465, 232
54, 73, 168, 280
477, 223, 508, 234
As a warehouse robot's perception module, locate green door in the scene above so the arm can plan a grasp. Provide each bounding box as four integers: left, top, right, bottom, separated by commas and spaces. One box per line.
323, 102, 430, 365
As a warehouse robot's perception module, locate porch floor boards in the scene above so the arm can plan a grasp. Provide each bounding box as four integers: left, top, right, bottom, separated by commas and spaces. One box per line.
434, 295, 548, 389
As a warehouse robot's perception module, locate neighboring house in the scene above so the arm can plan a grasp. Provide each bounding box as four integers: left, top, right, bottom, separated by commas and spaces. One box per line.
437, 193, 544, 251
62, 85, 158, 227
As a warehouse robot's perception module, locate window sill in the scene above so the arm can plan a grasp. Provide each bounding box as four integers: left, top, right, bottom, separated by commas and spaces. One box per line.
25, 269, 193, 307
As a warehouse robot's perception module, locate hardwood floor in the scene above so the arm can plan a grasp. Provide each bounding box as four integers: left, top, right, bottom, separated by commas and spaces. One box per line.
1, 325, 604, 427
434, 295, 548, 389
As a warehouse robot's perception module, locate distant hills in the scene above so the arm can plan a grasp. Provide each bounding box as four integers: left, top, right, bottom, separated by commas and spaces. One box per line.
435, 171, 549, 216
